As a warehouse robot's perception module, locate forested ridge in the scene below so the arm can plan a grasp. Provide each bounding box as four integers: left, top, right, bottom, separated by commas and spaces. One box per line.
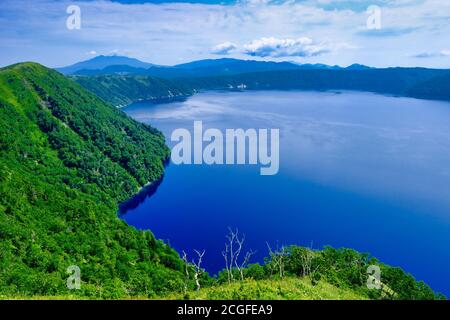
180, 68, 450, 101
0, 62, 184, 298
73, 67, 450, 108
72, 74, 194, 108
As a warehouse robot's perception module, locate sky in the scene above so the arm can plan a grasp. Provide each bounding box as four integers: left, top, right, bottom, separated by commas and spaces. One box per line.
0, 0, 449, 68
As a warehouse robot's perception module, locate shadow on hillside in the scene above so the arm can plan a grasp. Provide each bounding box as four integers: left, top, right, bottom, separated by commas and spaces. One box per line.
118, 175, 164, 215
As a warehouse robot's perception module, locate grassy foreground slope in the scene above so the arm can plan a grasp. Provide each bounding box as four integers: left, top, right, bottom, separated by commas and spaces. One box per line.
173, 245, 444, 300
0, 62, 185, 298
167, 278, 367, 300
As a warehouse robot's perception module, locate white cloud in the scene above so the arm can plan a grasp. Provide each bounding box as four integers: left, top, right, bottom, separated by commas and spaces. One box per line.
243, 37, 330, 58
0, 0, 449, 68
241, 0, 272, 5
412, 50, 450, 58
211, 42, 238, 55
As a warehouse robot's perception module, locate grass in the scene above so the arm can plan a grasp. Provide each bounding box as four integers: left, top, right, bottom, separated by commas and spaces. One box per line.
165, 277, 369, 300
1, 278, 368, 300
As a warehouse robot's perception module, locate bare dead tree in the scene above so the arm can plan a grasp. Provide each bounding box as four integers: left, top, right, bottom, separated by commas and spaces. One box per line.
300, 244, 321, 282
181, 250, 189, 294
192, 249, 205, 291
221, 243, 232, 284
266, 242, 288, 279
222, 228, 237, 283
300, 249, 313, 277
233, 231, 244, 280
222, 228, 255, 283
236, 249, 256, 281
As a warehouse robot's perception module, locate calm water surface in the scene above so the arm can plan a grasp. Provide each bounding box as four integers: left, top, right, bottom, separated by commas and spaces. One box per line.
122, 91, 450, 295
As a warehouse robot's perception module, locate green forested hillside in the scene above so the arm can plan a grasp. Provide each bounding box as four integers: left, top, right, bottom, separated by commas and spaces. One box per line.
181, 68, 450, 99
407, 73, 450, 101
72, 74, 194, 107
72, 68, 450, 109
0, 62, 185, 298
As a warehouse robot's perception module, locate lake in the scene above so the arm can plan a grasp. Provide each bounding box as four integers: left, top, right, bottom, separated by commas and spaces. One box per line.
121, 90, 450, 295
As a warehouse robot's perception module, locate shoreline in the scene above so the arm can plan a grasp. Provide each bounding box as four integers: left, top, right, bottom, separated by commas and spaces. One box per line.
116, 94, 193, 109
118, 176, 165, 215
118, 158, 170, 215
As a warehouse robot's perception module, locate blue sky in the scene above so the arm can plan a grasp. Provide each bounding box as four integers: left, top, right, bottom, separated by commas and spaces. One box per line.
1, 0, 449, 68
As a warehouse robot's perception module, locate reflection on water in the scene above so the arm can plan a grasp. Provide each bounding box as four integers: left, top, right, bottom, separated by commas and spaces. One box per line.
119, 176, 164, 214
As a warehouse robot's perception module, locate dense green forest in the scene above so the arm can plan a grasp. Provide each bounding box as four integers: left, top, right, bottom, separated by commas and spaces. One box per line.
0, 62, 444, 299
73, 68, 450, 108
181, 68, 450, 101
71, 74, 194, 107
406, 73, 450, 101
0, 62, 186, 298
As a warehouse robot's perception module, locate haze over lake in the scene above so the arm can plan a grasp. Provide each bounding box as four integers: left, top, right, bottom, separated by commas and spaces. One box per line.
122, 90, 450, 295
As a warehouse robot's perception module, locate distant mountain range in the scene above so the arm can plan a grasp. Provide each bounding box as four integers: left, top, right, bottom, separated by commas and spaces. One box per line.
57, 55, 372, 78
57, 55, 160, 75
59, 55, 450, 107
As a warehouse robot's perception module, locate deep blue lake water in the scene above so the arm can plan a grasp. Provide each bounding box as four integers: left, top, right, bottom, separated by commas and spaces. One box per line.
121, 90, 450, 296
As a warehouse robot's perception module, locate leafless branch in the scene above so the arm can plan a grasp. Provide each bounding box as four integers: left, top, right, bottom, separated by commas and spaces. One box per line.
222, 228, 255, 282
192, 249, 205, 291
267, 242, 288, 279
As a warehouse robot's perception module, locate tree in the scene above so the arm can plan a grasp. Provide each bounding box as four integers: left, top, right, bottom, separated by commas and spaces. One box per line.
222, 228, 255, 283
192, 249, 205, 291
286, 245, 321, 282
181, 249, 206, 291
181, 250, 190, 295
266, 242, 288, 279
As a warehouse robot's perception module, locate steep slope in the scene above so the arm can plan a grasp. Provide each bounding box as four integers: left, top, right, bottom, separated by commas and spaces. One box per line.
72, 74, 194, 107
72, 67, 450, 109
0, 63, 185, 298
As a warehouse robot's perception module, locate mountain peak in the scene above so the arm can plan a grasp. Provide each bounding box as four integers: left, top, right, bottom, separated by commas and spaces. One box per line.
3, 61, 46, 71
57, 55, 157, 75
345, 63, 372, 70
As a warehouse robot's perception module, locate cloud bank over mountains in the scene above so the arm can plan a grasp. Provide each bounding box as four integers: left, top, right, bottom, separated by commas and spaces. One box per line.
211, 37, 332, 58
412, 50, 450, 59
0, 0, 449, 68
211, 42, 238, 55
